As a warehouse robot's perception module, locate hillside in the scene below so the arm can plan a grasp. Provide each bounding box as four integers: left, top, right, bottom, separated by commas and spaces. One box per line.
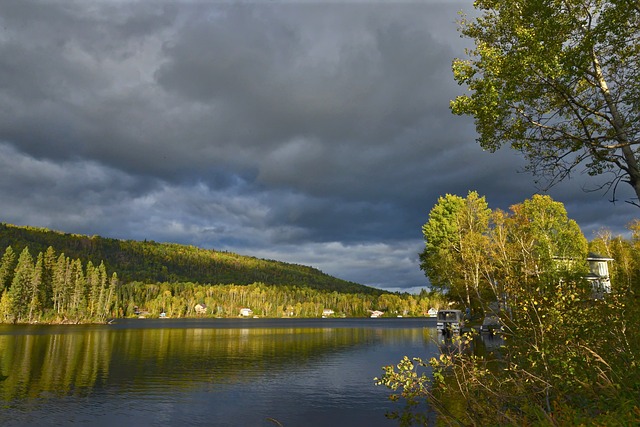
0, 223, 382, 295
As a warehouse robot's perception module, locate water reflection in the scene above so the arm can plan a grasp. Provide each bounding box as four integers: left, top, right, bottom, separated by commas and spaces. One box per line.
436, 329, 505, 358
0, 328, 113, 400
2, 327, 351, 401
0, 319, 440, 427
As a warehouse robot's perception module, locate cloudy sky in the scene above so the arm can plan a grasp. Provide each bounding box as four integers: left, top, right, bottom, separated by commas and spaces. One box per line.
0, 1, 637, 293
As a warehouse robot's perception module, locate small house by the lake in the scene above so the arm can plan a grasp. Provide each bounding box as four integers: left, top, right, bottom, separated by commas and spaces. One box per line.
322, 309, 334, 317
553, 252, 614, 297
586, 252, 613, 296
239, 308, 253, 317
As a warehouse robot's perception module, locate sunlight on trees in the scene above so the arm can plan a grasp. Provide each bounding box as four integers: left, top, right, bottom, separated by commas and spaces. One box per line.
380, 192, 640, 425
451, 0, 640, 205
0, 245, 447, 324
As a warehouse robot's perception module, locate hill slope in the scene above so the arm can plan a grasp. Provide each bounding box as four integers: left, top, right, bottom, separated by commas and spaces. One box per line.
0, 223, 381, 295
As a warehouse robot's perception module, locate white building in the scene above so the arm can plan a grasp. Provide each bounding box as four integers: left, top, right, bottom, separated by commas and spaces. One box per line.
586, 252, 613, 296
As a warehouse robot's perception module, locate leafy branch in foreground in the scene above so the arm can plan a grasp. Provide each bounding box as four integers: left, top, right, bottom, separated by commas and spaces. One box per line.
380, 192, 640, 425
451, 0, 640, 205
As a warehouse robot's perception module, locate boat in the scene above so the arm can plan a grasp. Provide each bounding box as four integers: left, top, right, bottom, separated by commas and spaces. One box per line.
436, 309, 464, 337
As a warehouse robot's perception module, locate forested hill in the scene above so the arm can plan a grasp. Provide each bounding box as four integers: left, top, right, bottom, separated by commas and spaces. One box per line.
0, 223, 382, 295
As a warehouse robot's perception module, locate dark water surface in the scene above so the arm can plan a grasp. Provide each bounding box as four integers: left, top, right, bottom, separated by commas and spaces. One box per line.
0, 318, 439, 426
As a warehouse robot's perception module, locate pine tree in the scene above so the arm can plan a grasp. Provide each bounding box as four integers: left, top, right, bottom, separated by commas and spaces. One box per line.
8, 247, 34, 322
86, 261, 99, 317
0, 246, 16, 294
69, 259, 86, 321
42, 246, 57, 312
96, 262, 108, 321
52, 254, 68, 315
28, 252, 44, 322
103, 272, 118, 320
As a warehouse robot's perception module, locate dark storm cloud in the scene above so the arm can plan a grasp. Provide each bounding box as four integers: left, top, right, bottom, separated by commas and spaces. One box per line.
0, 1, 635, 292
153, 3, 461, 197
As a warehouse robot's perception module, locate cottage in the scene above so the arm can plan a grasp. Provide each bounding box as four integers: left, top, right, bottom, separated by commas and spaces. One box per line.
586, 252, 613, 296
239, 308, 253, 317
322, 309, 335, 317
370, 310, 384, 318
195, 303, 207, 315
427, 308, 438, 317
553, 252, 614, 297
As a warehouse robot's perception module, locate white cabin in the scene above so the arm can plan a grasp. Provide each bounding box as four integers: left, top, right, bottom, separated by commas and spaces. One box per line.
586, 252, 613, 296
239, 308, 253, 317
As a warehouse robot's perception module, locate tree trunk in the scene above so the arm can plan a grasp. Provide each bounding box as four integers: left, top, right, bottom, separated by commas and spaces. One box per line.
592, 51, 640, 203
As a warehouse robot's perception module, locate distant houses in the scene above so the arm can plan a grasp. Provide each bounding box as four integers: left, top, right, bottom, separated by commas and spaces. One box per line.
552, 252, 614, 297
194, 303, 207, 315
239, 308, 253, 317
322, 309, 335, 317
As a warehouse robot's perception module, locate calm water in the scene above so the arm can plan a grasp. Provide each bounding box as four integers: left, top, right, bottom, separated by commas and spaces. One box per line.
0, 318, 440, 427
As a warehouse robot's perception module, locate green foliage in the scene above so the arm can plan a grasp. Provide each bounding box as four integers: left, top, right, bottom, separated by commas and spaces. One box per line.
0, 223, 379, 295
451, 0, 640, 203
382, 193, 640, 426
6, 248, 33, 322
0, 246, 117, 324
0, 246, 16, 293
420, 191, 491, 311
511, 195, 587, 263
3, 222, 444, 322
421, 194, 587, 315
375, 356, 434, 427
0, 244, 446, 323
379, 285, 640, 425
115, 282, 420, 319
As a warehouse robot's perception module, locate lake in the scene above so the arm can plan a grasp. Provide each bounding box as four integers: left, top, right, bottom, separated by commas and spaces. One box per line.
0, 318, 440, 427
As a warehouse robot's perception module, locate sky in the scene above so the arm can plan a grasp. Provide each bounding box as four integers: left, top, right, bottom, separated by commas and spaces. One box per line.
0, 1, 637, 293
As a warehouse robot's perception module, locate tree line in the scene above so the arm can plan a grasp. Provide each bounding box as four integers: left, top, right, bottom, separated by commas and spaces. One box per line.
378, 0, 640, 422
378, 192, 640, 426
420, 192, 591, 315
0, 245, 447, 324
0, 246, 118, 323
116, 282, 445, 319
0, 223, 379, 294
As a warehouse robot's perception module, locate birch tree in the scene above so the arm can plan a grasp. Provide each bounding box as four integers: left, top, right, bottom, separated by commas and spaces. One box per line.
420, 191, 492, 312
451, 0, 640, 205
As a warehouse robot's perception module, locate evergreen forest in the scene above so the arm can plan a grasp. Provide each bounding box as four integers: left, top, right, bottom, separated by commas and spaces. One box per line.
0, 223, 379, 294
0, 224, 445, 323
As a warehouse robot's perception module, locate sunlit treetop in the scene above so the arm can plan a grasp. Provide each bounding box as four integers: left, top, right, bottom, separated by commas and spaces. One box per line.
452, 0, 640, 205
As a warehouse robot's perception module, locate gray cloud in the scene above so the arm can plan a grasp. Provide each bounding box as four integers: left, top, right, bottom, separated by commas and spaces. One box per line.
0, 1, 635, 292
